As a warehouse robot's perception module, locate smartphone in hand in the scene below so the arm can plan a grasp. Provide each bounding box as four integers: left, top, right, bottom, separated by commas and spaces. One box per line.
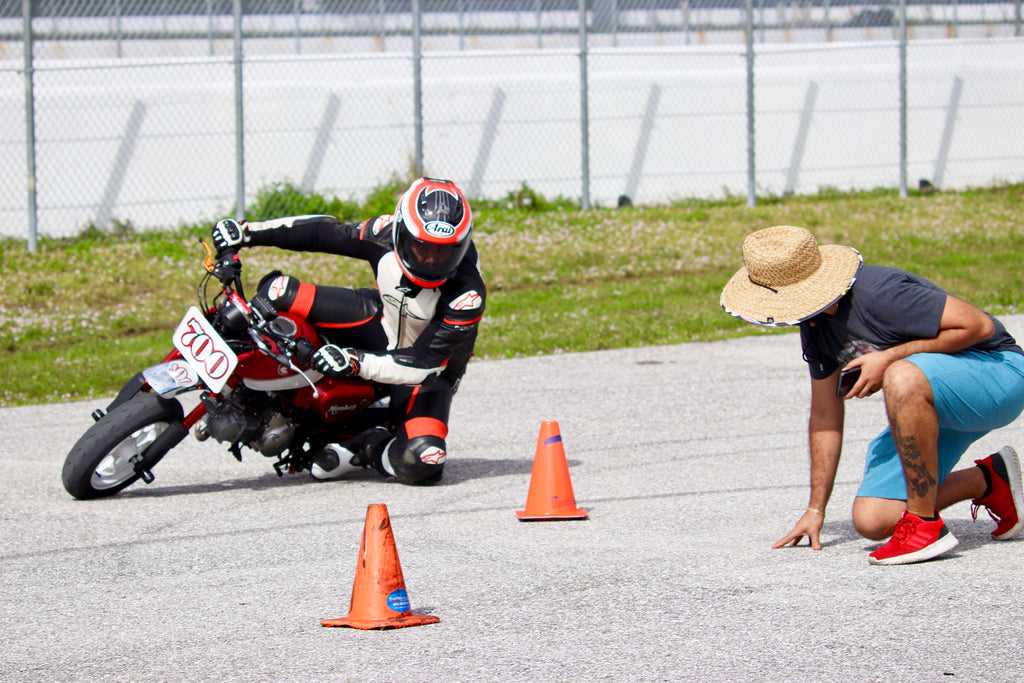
837, 366, 862, 397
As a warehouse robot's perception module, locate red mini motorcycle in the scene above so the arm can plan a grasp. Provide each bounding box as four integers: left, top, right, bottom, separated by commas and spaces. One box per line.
61, 242, 388, 499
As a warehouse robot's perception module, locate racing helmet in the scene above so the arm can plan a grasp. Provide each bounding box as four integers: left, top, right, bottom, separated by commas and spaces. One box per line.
392, 177, 473, 288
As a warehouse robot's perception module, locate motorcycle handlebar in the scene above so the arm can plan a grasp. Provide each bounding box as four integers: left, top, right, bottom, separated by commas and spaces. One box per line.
213, 254, 243, 287
199, 237, 242, 283
196, 241, 323, 398
199, 238, 246, 300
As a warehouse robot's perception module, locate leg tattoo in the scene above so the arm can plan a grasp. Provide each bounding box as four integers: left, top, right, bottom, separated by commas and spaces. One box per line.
892, 423, 936, 499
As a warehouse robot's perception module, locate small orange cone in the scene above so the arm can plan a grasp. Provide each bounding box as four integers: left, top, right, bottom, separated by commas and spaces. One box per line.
516, 421, 589, 521
320, 503, 439, 630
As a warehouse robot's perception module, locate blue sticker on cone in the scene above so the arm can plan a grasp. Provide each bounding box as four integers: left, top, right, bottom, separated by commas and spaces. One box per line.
386, 589, 410, 613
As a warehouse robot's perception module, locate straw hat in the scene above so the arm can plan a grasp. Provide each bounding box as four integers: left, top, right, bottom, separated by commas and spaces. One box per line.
720, 225, 863, 326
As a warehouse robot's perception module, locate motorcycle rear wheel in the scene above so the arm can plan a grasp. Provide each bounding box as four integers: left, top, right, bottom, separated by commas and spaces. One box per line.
62, 393, 184, 500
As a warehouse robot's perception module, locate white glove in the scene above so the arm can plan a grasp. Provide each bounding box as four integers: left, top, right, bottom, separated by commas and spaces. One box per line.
311, 345, 362, 379
212, 219, 249, 253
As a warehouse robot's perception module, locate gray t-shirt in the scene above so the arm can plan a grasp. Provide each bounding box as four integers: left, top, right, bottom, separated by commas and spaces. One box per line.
799, 265, 1023, 380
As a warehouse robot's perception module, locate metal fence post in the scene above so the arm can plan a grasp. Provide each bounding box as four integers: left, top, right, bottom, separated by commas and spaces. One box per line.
898, 0, 908, 198
579, 0, 590, 210
535, 0, 543, 48
114, 0, 123, 57
233, 0, 245, 219
22, 0, 38, 253
745, 0, 756, 208
207, 0, 215, 56
413, 0, 423, 177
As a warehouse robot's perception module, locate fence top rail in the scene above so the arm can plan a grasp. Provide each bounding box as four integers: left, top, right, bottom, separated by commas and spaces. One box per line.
3, 0, 1022, 18
4, 33, 1021, 71
0, 48, 426, 71
755, 33, 1024, 52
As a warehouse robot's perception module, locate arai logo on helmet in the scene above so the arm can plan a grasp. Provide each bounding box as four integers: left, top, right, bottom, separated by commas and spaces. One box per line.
423, 221, 455, 238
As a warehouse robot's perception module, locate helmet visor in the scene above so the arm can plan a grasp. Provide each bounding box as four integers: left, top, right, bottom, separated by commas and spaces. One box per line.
395, 228, 470, 286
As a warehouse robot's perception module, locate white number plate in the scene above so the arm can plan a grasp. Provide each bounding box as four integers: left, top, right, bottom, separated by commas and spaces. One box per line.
172, 306, 238, 394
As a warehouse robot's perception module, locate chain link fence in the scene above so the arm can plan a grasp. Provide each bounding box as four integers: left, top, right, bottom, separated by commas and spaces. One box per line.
2, 1, 1023, 245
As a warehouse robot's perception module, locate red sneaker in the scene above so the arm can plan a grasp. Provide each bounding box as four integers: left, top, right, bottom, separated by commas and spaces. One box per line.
971, 446, 1024, 541
868, 511, 959, 565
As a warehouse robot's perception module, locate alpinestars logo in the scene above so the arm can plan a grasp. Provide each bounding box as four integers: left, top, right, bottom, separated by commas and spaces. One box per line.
371, 215, 392, 235
419, 446, 447, 465
267, 275, 288, 300
450, 290, 482, 311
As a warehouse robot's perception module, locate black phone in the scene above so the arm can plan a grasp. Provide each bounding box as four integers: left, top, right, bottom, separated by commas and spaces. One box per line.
837, 366, 862, 396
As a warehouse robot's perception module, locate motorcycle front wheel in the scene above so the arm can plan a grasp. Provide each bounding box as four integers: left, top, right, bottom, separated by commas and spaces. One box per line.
62, 393, 185, 500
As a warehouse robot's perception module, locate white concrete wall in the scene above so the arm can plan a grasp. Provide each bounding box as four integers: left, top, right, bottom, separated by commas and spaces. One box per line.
1, 37, 1022, 237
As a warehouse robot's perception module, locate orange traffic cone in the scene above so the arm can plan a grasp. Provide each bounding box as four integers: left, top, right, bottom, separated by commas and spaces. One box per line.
516, 421, 588, 521
320, 503, 439, 630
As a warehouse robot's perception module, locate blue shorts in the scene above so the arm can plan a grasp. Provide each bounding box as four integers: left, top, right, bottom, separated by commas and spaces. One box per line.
857, 349, 1024, 500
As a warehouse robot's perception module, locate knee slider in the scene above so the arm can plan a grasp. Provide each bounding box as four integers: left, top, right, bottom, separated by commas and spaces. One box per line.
389, 435, 446, 485
256, 271, 298, 311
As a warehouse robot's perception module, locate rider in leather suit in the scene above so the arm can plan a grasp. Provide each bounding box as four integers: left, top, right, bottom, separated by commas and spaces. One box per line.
212, 177, 485, 485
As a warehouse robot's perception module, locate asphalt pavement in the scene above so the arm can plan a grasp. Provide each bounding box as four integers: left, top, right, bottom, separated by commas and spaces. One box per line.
4, 317, 1024, 682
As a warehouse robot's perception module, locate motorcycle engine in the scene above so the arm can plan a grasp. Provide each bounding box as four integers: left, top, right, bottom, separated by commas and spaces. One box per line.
200, 390, 296, 457
253, 411, 294, 457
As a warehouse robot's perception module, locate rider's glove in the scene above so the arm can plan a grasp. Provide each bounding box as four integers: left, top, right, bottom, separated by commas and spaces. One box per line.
311, 344, 362, 379
212, 219, 249, 254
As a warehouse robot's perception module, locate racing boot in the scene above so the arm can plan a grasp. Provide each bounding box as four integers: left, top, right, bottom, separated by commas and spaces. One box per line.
351, 426, 394, 477
309, 443, 362, 480
309, 427, 392, 481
